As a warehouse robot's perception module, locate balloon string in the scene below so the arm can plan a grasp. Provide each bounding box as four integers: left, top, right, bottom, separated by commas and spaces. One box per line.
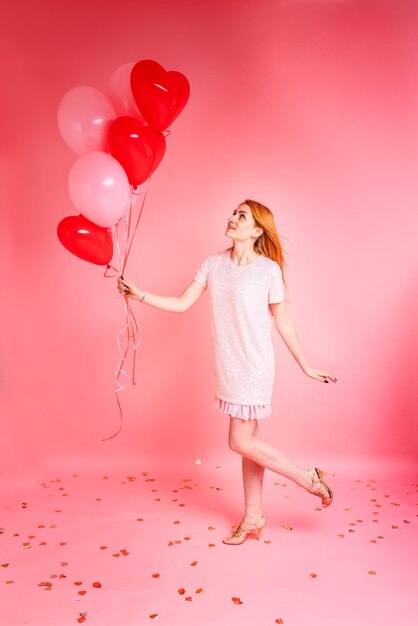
121, 176, 151, 276
102, 178, 149, 440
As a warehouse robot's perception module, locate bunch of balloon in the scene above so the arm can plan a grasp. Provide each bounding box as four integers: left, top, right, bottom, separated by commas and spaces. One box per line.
56, 59, 190, 440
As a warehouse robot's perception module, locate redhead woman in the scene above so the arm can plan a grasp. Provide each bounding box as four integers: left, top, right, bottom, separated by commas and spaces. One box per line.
117, 199, 337, 545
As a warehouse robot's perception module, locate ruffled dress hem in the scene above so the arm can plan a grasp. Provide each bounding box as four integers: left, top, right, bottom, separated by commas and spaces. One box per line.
214, 395, 272, 420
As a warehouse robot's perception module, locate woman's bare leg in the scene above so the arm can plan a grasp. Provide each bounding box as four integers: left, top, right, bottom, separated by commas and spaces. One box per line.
229, 416, 312, 490
242, 420, 265, 523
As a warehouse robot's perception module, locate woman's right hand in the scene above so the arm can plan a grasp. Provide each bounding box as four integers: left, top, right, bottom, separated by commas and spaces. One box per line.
117, 276, 141, 300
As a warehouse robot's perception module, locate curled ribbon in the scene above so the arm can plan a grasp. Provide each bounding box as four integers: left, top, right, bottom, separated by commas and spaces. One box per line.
101, 178, 151, 441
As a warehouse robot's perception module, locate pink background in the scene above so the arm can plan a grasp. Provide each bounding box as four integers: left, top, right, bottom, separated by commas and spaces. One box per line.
1, 0, 417, 475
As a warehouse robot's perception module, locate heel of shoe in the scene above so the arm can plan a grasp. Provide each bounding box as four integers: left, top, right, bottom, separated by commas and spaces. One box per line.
256, 517, 266, 541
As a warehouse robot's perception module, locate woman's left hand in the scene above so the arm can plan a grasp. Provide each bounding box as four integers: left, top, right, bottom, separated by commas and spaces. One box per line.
303, 366, 337, 383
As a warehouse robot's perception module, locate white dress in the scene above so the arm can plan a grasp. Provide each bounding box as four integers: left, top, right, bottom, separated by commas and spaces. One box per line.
194, 249, 286, 420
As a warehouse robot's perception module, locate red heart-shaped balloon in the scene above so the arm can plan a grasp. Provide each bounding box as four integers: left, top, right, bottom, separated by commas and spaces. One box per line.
57, 214, 113, 265
130, 59, 190, 131
108, 116, 166, 186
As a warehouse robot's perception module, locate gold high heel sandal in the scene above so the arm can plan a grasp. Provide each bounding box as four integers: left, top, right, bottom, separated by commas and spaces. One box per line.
222, 516, 266, 545
306, 467, 334, 508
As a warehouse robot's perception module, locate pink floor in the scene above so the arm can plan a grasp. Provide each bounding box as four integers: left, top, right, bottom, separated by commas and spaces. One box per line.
1, 454, 416, 626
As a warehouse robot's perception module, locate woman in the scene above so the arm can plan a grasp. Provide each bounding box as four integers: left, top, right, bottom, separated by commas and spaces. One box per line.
117, 199, 337, 545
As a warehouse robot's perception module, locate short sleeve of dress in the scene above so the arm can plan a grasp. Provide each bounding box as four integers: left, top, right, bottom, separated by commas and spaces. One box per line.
268, 263, 285, 303
193, 255, 212, 288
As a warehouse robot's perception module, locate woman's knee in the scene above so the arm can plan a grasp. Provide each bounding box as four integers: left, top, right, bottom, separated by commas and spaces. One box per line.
228, 417, 257, 453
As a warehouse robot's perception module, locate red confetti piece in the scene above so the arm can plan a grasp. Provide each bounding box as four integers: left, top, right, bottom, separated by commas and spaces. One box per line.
368, 570, 377, 575
120, 549, 129, 556
195, 588, 204, 594
190, 561, 198, 566
152, 573, 160, 578
309, 573, 318, 578
74, 581, 83, 586
275, 620, 284, 624
78, 590, 87, 596
232, 597, 243, 604
100, 546, 108, 550
1, 563, 9, 568
178, 588, 186, 595
92, 581, 102, 588
208, 543, 215, 547
149, 614, 159, 620
185, 596, 192, 601
112, 553, 120, 557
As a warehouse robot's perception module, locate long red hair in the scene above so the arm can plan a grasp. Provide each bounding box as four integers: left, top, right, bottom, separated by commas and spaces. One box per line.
226, 199, 288, 290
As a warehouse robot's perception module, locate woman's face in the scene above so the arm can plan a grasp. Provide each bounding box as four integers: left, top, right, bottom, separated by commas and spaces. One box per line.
225, 204, 262, 241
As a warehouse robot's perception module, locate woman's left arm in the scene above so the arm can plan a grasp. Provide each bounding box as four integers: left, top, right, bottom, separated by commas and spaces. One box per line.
270, 302, 337, 384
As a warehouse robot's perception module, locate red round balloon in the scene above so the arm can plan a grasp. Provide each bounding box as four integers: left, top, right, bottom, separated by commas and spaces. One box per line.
130, 59, 190, 131
57, 214, 113, 265
108, 116, 166, 186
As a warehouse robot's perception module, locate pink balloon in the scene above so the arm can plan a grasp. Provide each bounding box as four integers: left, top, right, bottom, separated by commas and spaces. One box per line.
58, 86, 116, 154
107, 63, 146, 123
68, 151, 130, 227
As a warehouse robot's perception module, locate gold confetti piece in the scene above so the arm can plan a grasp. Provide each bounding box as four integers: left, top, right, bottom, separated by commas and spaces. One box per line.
264, 540, 272, 544
143, 471, 149, 476
78, 590, 87, 596
152, 573, 160, 578
190, 561, 198, 566
92, 581, 102, 588
368, 570, 377, 575
120, 549, 129, 556
168, 541, 175, 546
173, 520, 180, 524
392, 525, 399, 529
74, 581, 83, 586
208, 526, 215, 530
149, 614, 159, 620
208, 543, 216, 547
38, 581, 53, 588
377, 535, 384, 539
59, 542, 66, 546
39, 541, 47, 546
349, 523, 356, 526
112, 553, 120, 557
309, 573, 318, 578
178, 588, 186, 595
344, 507, 351, 511
22, 542, 31, 548
232, 596, 243, 604
216, 465, 221, 470
315, 507, 322, 511
195, 588, 204, 594
185, 596, 192, 601
137, 518, 144, 522
100, 546, 108, 550
275, 620, 284, 624
126, 476, 136, 482
281, 524, 293, 530
370, 540, 377, 543
5, 580, 14, 585
337, 534, 345, 538
61, 561, 69, 566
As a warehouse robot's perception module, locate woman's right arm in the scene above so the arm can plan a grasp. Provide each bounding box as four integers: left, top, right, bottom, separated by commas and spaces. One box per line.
117, 276, 206, 313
